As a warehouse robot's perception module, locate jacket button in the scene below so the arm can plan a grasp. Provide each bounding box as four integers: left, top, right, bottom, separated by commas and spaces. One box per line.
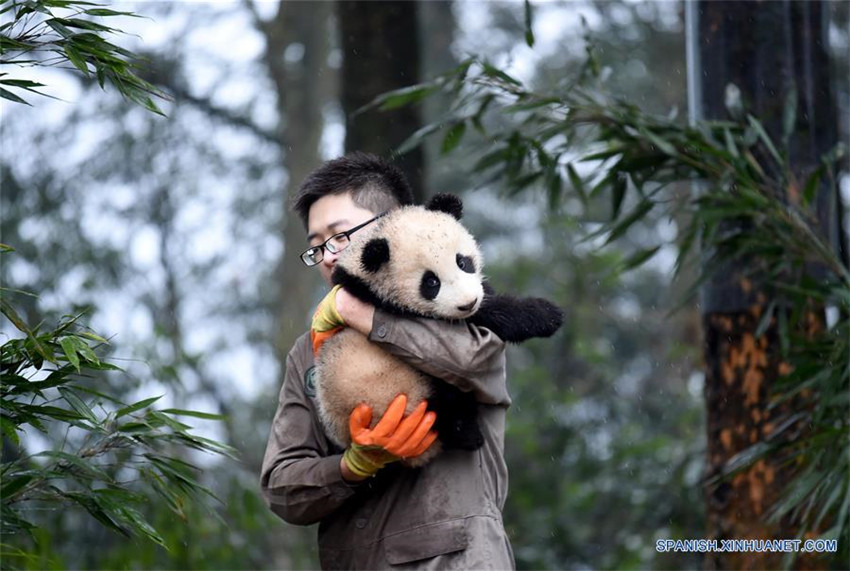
376, 325, 387, 338
355, 518, 367, 529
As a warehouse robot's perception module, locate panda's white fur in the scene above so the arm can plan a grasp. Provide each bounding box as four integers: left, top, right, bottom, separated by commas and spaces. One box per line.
316, 329, 437, 465
340, 208, 484, 319
315, 203, 485, 466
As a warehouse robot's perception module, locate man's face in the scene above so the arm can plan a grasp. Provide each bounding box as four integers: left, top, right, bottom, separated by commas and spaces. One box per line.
306, 192, 377, 286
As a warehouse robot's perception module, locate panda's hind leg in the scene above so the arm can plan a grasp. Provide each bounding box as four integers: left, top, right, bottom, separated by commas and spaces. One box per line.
427, 379, 484, 451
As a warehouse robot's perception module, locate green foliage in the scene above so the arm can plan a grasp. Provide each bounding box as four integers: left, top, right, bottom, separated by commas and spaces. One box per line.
79, 473, 293, 570
381, 43, 849, 560
0, 0, 167, 114
489, 228, 705, 569
1, 246, 235, 565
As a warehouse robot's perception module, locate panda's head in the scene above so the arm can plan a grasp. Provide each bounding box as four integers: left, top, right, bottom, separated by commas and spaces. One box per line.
332, 194, 485, 320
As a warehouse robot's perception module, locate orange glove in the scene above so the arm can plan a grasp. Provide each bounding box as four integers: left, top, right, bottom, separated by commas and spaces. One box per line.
342, 394, 438, 478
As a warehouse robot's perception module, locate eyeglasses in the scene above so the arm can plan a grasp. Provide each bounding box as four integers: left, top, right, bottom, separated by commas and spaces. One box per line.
300, 211, 387, 267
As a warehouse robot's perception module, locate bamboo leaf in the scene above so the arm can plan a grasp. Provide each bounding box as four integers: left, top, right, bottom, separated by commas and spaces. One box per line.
115, 395, 162, 419
62, 491, 130, 537
0, 416, 21, 446
117, 421, 149, 433
620, 245, 661, 272
0, 86, 30, 105
801, 165, 824, 207
63, 44, 90, 75
546, 171, 561, 210
611, 172, 627, 220
754, 301, 777, 338
372, 84, 437, 112
45, 18, 73, 38
83, 8, 136, 17
523, 0, 535, 47
567, 163, 587, 206
747, 114, 782, 163
480, 61, 521, 86
51, 17, 116, 33
605, 199, 654, 245
58, 387, 97, 424
441, 121, 466, 154
34, 450, 109, 480
59, 337, 80, 371
117, 506, 166, 547
502, 97, 561, 113
0, 299, 32, 333
160, 408, 226, 421
68, 335, 99, 364
723, 128, 739, 159
642, 128, 677, 156
0, 473, 32, 499
79, 331, 109, 344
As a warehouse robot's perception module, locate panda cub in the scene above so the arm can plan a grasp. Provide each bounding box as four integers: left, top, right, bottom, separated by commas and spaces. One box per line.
315, 193, 563, 466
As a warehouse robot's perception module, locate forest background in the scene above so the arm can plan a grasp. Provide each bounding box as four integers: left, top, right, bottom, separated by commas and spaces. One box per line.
1, 1, 848, 569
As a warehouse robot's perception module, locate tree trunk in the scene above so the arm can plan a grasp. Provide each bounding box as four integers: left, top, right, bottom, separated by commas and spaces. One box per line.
689, 2, 838, 569
418, 0, 457, 200
257, 1, 333, 372
252, 2, 335, 568
337, 0, 426, 201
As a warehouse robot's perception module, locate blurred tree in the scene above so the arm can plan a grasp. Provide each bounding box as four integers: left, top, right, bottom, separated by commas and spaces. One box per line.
337, 0, 426, 200
690, 2, 843, 569
245, 0, 332, 390
243, 2, 341, 565
418, 0, 458, 199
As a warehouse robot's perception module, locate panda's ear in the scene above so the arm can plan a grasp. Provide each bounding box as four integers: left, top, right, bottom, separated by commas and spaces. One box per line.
361, 238, 390, 273
426, 193, 463, 220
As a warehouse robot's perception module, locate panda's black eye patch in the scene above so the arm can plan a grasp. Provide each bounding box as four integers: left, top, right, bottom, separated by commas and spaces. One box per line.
420, 271, 441, 300
456, 254, 475, 274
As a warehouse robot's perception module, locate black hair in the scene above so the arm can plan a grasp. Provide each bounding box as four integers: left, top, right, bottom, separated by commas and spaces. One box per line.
291, 152, 415, 228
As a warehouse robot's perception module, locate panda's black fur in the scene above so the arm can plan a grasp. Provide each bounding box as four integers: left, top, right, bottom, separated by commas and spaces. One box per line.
316, 193, 564, 464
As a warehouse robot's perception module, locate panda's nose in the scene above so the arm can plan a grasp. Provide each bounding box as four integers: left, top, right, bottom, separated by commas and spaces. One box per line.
457, 298, 477, 312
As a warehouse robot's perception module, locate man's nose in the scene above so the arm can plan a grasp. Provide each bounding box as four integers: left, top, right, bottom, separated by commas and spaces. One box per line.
322, 249, 340, 268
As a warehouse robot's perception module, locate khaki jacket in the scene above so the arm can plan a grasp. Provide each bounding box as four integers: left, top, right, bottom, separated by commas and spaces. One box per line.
260, 309, 515, 569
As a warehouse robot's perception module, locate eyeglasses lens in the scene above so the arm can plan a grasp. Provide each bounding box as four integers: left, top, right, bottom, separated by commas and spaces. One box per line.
302, 248, 322, 266
325, 234, 349, 254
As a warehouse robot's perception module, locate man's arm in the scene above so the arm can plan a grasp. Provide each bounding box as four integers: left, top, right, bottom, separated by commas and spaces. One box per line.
260, 345, 359, 525
336, 289, 509, 405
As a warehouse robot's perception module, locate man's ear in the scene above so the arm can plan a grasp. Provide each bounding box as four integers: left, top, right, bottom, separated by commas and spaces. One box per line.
426, 193, 463, 220
361, 238, 390, 273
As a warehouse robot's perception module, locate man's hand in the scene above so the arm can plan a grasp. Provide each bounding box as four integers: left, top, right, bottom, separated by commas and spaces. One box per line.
313, 285, 345, 332
341, 394, 438, 480
311, 285, 346, 355
335, 287, 375, 335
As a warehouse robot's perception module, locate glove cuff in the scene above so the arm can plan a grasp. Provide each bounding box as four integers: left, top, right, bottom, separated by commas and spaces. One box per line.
343, 444, 398, 478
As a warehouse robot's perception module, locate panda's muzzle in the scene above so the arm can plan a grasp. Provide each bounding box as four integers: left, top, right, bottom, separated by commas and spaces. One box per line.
457, 298, 478, 312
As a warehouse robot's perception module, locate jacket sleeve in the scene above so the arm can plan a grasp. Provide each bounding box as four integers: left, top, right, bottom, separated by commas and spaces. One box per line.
368, 310, 510, 406
259, 345, 358, 525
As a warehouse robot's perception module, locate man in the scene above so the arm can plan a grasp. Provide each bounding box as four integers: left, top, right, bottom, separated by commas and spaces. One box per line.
261, 153, 514, 569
